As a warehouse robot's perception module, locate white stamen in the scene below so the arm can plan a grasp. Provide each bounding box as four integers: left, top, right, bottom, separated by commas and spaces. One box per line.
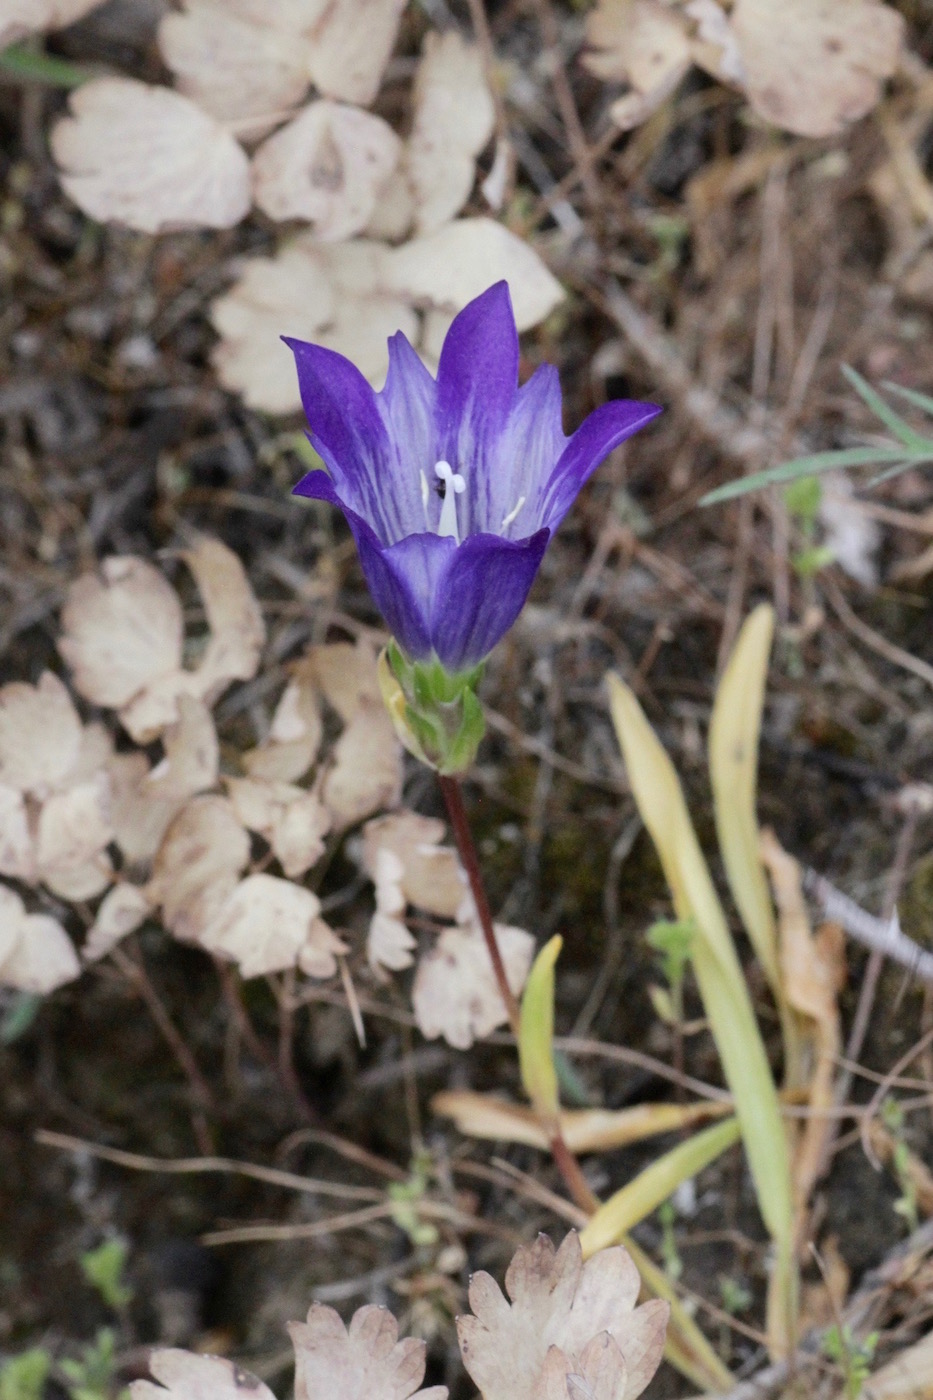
420, 468, 430, 525
434, 460, 466, 544
500, 495, 526, 530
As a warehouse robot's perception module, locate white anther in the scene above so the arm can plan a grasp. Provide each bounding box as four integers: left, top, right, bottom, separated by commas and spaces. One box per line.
500, 495, 526, 530
434, 460, 466, 544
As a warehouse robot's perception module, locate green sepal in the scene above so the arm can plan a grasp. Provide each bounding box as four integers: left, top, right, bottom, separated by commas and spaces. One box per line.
378, 641, 486, 775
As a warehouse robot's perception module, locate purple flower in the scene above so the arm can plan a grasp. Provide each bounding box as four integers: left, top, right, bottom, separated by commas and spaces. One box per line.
287, 282, 660, 673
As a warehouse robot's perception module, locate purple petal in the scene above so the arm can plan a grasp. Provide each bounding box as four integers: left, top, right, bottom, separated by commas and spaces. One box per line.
479, 363, 567, 538
285, 336, 424, 545
430, 529, 550, 671
356, 530, 457, 663
540, 399, 662, 530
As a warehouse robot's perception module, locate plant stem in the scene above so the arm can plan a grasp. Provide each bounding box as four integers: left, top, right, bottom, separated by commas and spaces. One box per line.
438, 774, 598, 1216
439, 774, 521, 1037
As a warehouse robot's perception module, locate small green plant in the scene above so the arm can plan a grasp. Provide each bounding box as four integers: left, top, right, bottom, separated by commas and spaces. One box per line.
646, 919, 695, 1026
388, 1153, 439, 1247
60, 1329, 123, 1400
0, 1350, 51, 1400
719, 1276, 752, 1315
657, 1200, 683, 1283
881, 1099, 919, 1233
823, 1323, 879, 1400
783, 475, 836, 579
80, 1240, 133, 1312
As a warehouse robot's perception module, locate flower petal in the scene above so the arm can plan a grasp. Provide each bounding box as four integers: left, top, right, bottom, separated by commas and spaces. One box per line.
430, 529, 549, 671
486, 363, 567, 538
285, 336, 424, 544
357, 530, 457, 663
540, 399, 662, 531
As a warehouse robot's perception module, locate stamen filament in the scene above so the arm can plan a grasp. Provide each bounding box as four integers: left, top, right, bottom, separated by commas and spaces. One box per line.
500, 495, 526, 530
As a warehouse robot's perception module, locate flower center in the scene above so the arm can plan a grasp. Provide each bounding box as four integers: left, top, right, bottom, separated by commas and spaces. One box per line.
421, 460, 466, 544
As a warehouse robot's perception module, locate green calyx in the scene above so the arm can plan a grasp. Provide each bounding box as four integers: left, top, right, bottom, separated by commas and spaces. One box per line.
378, 641, 485, 775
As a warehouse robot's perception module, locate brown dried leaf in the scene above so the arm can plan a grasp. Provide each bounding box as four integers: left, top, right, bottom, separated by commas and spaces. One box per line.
108, 752, 184, 866
730, 0, 904, 138
146, 696, 219, 805
158, 1, 314, 137
132, 1350, 277, 1400
147, 796, 250, 943
583, 0, 692, 130
0, 672, 83, 797
383, 219, 564, 332
199, 873, 344, 978
83, 883, 153, 962
362, 811, 467, 920
306, 0, 407, 106
304, 640, 381, 722
0, 785, 35, 883
290, 1302, 447, 1400
408, 32, 495, 235
412, 922, 533, 1050
243, 673, 323, 783
321, 699, 402, 830
252, 100, 401, 240
60, 557, 184, 712
227, 778, 331, 878
457, 1233, 667, 1400
52, 78, 252, 233
0, 885, 80, 994
182, 535, 266, 701
36, 772, 113, 901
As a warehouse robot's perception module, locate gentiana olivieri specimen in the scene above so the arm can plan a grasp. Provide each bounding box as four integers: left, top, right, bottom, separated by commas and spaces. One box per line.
287, 281, 660, 770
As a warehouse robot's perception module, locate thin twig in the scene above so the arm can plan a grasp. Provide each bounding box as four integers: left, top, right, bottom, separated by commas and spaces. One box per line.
111, 945, 215, 1118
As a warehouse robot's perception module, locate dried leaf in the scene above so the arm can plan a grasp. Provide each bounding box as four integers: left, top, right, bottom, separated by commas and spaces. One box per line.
146, 696, 219, 806
457, 1233, 668, 1400
158, 1, 314, 137
36, 772, 113, 901
52, 78, 252, 233
368, 910, 416, 972
227, 778, 331, 878
147, 796, 250, 943
108, 752, 187, 866
0, 785, 35, 883
362, 811, 467, 920
408, 32, 495, 235
306, 0, 407, 106
132, 1350, 277, 1400
730, 0, 904, 138
0, 0, 105, 47
412, 922, 533, 1050
819, 473, 881, 589
583, 0, 692, 130
60, 557, 184, 711
304, 641, 381, 722
685, 0, 745, 84
0, 885, 80, 994
321, 698, 402, 829
198, 872, 344, 978
253, 101, 401, 240
290, 1301, 446, 1400
0, 672, 83, 798
181, 535, 266, 701
861, 1329, 933, 1400
243, 673, 323, 783
83, 883, 153, 962
384, 219, 564, 332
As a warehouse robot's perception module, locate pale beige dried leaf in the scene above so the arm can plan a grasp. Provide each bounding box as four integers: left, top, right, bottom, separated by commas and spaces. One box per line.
199, 873, 344, 978
184, 536, 266, 699
146, 696, 219, 805
0, 0, 104, 46
384, 219, 564, 331
52, 78, 251, 233
583, 0, 692, 131
108, 752, 185, 866
364, 166, 415, 241
317, 290, 417, 387
541, 1334, 629, 1400
0, 885, 80, 994
158, 1, 312, 137
36, 772, 113, 901
413, 922, 533, 1050
227, 777, 302, 835
685, 0, 745, 84
362, 811, 467, 919
408, 32, 495, 235
244, 674, 323, 783
227, 778, 331, 878
117, 672, 205, 748
458, 1233, 668, 1400
299, 915, 347, 978
0, 672, 83, 797
321, 698, 402, 829
290, 1301, 447, 1400
306, 0, 406, 106
730, 0, 905, 138
51, 0, 109, 23
303, 641, 382, 722
368, 911, 416, 972
0, 785, 35, 883
132, 1349, 277, 1400
253, 101, 401, 240
147, 796, 250, 942
60, 557, 183, 711
83, 883, 153, 962
861, 1329, 933, 1400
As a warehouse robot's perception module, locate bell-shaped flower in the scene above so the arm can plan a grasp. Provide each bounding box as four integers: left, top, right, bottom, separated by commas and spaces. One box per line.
287, 282, 660, 675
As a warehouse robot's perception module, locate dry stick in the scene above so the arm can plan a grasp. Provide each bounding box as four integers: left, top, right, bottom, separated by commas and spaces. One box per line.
111, 945, 214, 1116
529, 0, 602, 210
438, 774, 600, 1215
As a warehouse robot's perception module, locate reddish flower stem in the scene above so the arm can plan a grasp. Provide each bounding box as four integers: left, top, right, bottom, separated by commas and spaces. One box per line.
438, 774, 598, 1217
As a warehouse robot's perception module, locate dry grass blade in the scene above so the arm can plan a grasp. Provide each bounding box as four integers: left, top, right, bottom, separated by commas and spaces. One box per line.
607, 673, 797, 1357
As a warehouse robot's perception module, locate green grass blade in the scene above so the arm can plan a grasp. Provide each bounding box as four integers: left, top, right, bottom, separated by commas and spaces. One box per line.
881, 381, 933, 419
623, 1236, 734, 1393
699, 446, 921, 505
0, 44, 91, 86
840, 366, 930, 449
518, 935, 562, 1120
